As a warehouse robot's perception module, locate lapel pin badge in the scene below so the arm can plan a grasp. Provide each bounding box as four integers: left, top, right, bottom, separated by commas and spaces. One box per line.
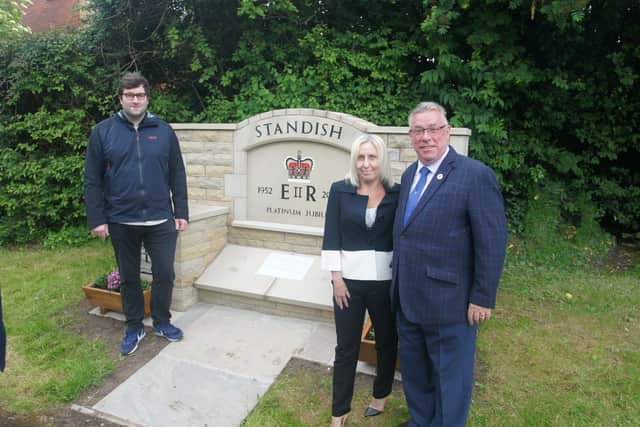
436, 173, 444, 180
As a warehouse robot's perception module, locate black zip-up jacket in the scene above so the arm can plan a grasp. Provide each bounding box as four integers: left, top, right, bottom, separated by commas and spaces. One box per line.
84, 111, 188, 229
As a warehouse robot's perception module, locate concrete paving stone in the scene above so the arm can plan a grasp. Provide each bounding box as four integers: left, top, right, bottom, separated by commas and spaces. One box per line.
86, 294, 397, 426
161, 305, 318, 380
94, 354, 269, 427
294, 321, 336, 366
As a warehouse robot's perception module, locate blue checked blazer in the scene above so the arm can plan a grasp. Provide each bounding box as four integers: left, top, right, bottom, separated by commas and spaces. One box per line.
391, 147, 508, 325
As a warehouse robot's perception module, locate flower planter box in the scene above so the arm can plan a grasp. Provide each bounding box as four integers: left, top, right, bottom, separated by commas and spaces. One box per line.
82, 284, 151, 317
359, 317, 400, 369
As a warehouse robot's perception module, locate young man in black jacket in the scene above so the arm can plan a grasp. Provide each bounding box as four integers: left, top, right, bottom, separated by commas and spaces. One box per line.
84, 72, 189, 355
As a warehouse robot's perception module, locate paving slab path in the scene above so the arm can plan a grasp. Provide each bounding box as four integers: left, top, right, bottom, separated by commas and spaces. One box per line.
83, 303, 339, 427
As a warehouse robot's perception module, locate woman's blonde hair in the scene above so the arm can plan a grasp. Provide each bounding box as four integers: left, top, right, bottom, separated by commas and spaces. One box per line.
345, 133, 394, 188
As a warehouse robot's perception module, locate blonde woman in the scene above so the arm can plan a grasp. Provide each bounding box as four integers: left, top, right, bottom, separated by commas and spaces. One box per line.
322, 134, 399, 426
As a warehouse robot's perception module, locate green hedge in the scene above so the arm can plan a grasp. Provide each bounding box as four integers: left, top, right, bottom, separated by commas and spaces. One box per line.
0, 1, 638, 244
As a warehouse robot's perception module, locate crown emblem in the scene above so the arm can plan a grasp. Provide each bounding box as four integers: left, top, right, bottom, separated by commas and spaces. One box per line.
285, 150, 314, 180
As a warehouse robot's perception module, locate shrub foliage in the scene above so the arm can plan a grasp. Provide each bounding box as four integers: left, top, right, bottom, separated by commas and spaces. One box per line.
0, 0, 638, 244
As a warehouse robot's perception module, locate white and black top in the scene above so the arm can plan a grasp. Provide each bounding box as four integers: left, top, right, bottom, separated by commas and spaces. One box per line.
321, 179, 400, 281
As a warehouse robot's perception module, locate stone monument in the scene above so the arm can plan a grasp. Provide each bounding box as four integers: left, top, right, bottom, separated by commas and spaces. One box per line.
159, 109, 470, 320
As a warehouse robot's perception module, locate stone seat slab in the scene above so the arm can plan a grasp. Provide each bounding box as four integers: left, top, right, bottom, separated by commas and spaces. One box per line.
195, 244, 275, 298
194, 244, 333, 318
265, 260, 332, 310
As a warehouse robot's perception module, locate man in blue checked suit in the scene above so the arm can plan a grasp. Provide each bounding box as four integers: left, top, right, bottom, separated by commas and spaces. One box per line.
391, 102, 507, 427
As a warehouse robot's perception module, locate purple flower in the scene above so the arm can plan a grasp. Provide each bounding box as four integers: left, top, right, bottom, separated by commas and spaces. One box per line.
107, 271, 120, 290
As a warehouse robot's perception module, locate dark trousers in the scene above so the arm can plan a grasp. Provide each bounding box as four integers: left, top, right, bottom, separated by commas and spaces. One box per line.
0, 291, 5, 372
332, 278, 398, 417
397, 308, 477, 427
109, 220, 177, 331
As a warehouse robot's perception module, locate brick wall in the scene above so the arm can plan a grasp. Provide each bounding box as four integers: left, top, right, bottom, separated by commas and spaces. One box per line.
22, 0, 84, 32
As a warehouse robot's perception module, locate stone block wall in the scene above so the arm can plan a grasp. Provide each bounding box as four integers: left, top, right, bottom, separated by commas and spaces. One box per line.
226, 226, 323, 255
171, 205, 228, 310
174, 125, 236, 207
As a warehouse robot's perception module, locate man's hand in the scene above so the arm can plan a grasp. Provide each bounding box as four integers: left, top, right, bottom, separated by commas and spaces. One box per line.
175, 218, 188, 232
467, 303, 492, 326
91, 224, 109, 240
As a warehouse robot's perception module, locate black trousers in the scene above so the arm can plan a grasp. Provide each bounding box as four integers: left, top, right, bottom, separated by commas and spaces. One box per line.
0, 291, 5, 372
109, 221, 178, 330
332, 278, 398, 417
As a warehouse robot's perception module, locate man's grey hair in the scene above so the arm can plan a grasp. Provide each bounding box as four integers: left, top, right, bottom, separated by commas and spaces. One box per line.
345, 133, 395, 188
408, 102, 448, 126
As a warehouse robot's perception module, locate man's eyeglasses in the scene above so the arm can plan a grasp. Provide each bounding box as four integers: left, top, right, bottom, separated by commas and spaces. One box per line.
409, 124, 448, 137
122, 92, 148, 101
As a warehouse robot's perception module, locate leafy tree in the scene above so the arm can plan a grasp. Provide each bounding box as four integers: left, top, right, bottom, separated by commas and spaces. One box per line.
410, 0, 639, 236
0, 0, 638, 243
0, 31, 109, 243
0, 0, 31, 40
211, 0, 421, 123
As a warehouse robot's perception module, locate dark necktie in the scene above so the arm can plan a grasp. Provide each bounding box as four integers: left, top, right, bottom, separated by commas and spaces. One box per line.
403, 166, 429, 225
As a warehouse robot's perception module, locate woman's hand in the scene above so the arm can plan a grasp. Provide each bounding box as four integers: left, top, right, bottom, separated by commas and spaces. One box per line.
332, 272, 350, 310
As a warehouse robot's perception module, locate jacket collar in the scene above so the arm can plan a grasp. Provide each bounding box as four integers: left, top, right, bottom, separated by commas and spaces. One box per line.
401, 146, 459, 229
116, 110, 158, 129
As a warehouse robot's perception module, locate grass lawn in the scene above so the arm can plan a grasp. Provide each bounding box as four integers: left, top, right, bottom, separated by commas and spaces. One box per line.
243, 253, 640, 426
0, 240, 116, 414
0, 240, 638, 426
468, 265, 640, 426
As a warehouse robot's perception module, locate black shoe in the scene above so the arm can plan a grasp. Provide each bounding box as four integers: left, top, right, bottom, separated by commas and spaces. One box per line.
364, 406, 383, 417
